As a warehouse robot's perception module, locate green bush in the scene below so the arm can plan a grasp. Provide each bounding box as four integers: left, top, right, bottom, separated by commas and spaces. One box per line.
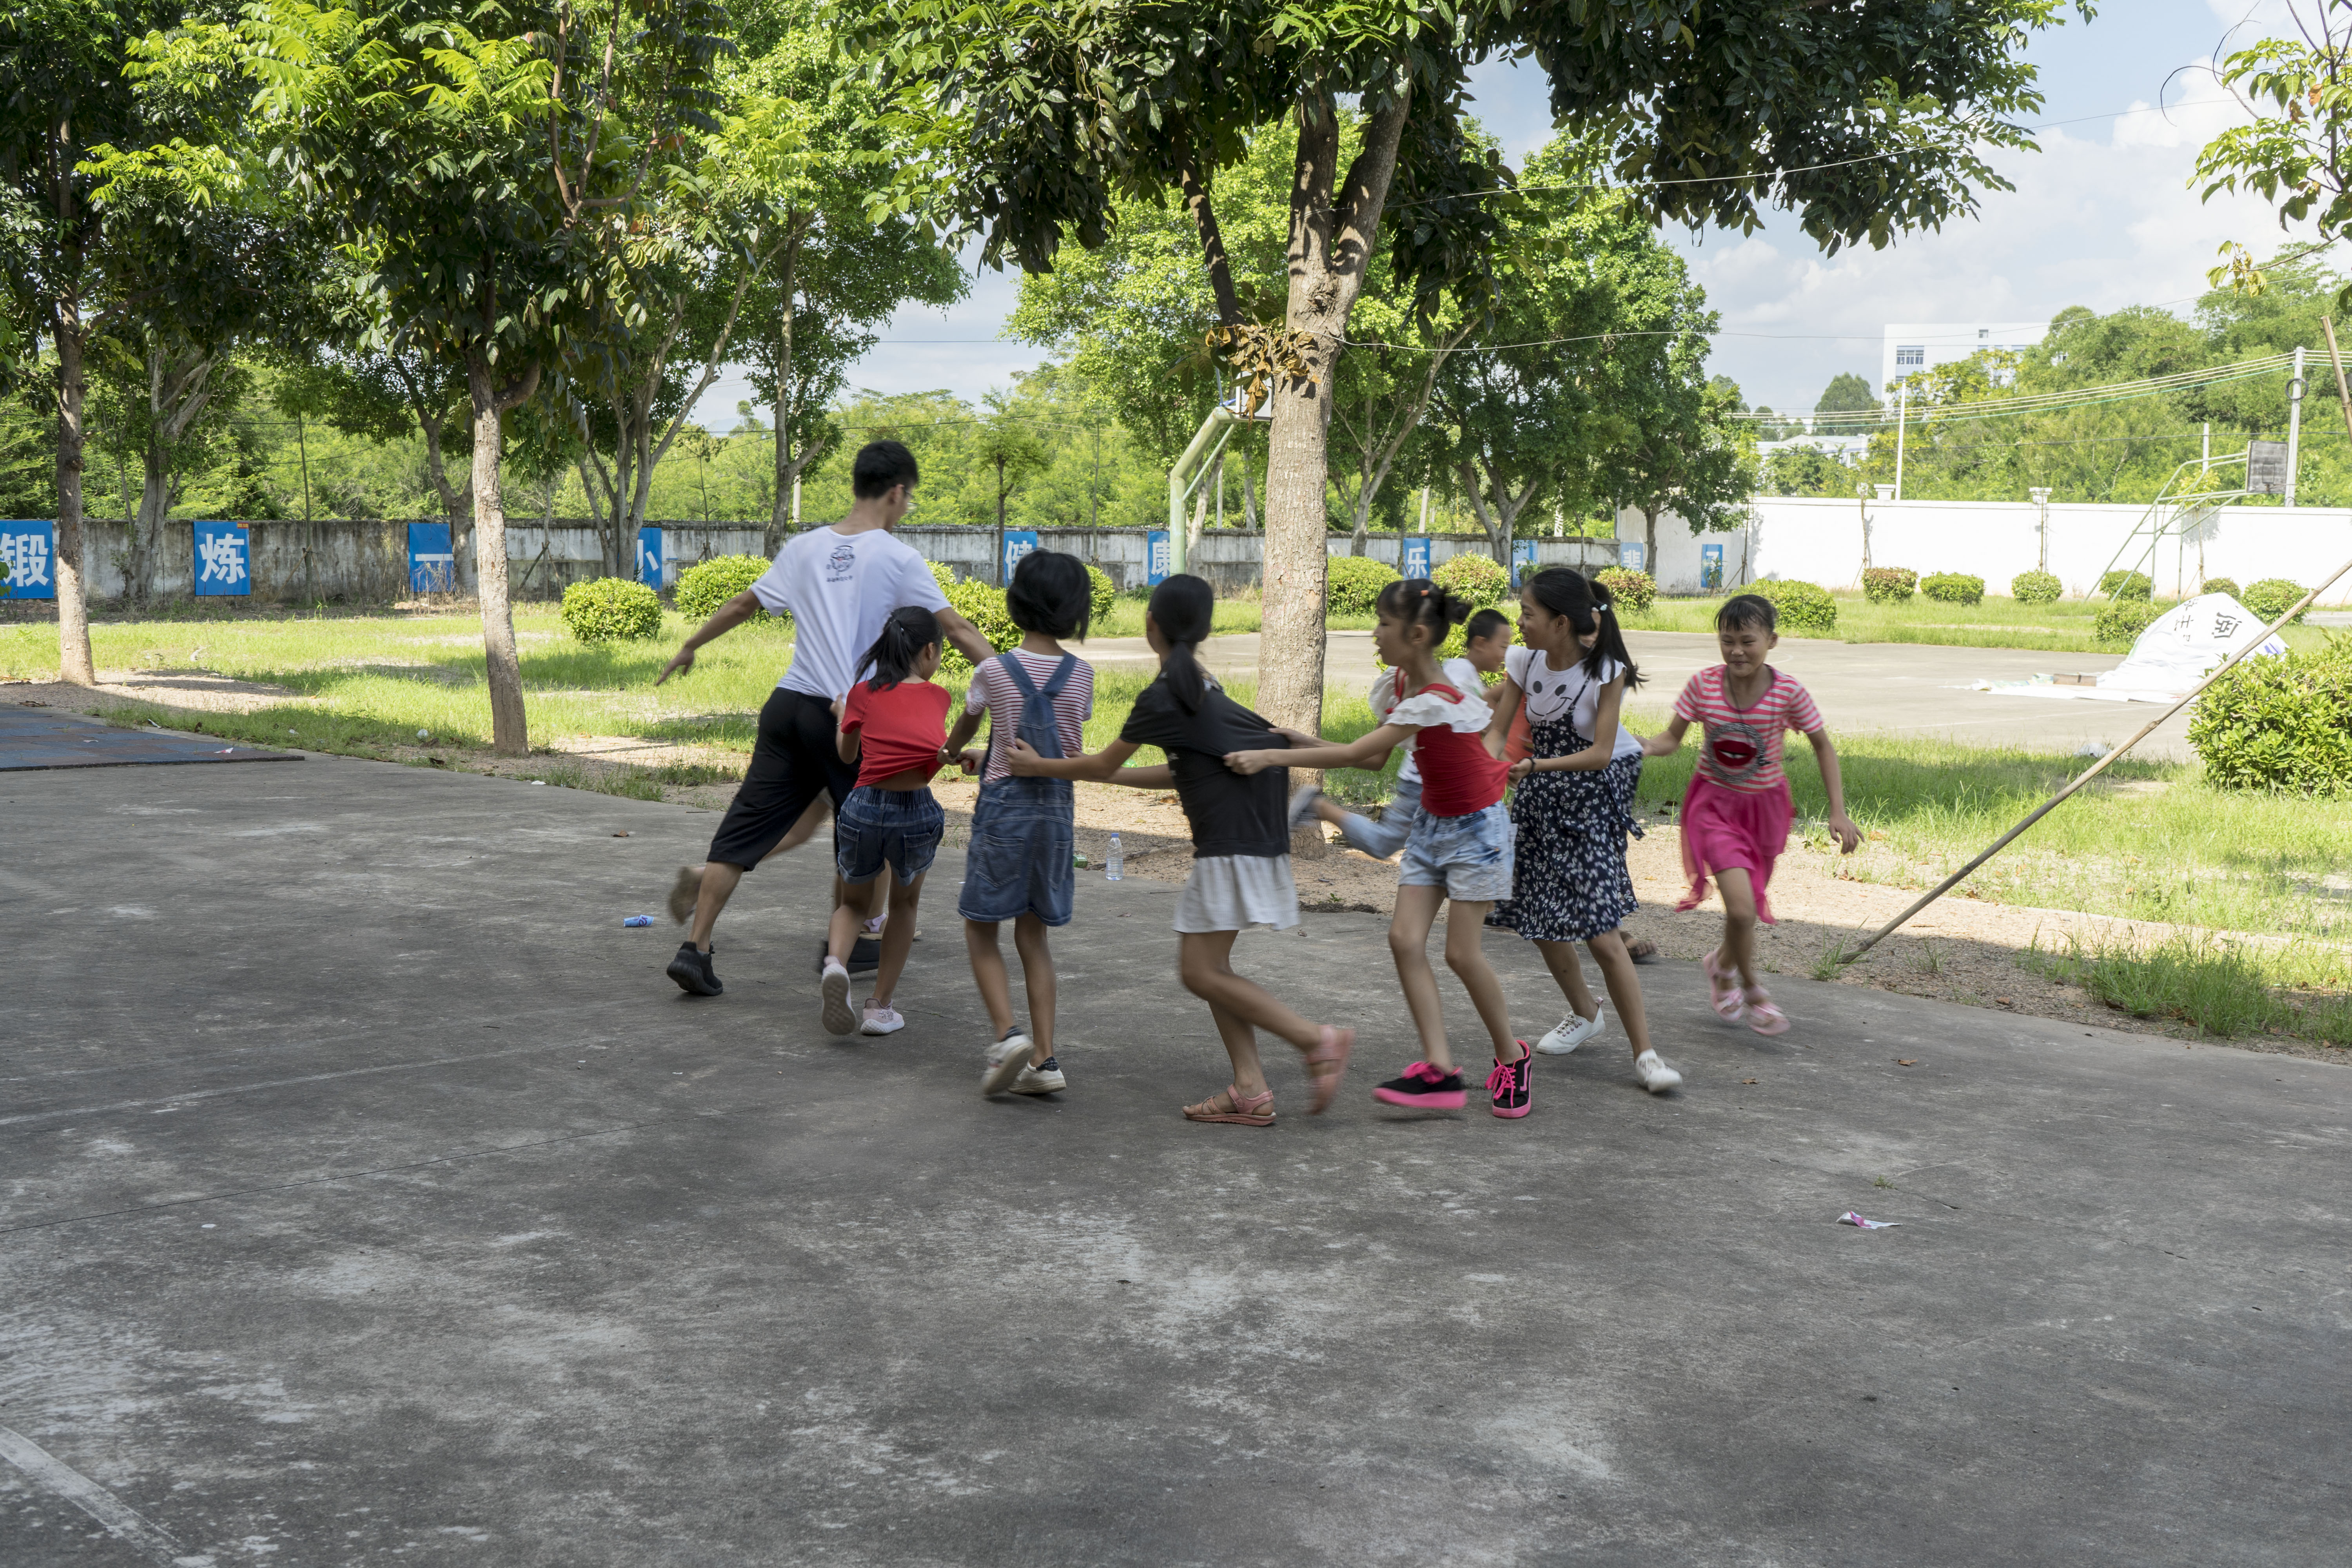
2241, 577, 2310, 624
1746, 578, 1837, 636
673, 554, 772, 623
1085, 563, 1116, 625
2189, 635, 2352, 796
1592, 566, 1655, 612
2198, 575, 2240, 601
938, 575, 1021, 678
2094, 598, 2160, 647
1861, 566, 1916, 604
1431, 550, 1510, 606
2011, 569, 2062, 604
1918, 571, 1985, 606
2100, 569, 2153, 601
1326, 553, 1401, 614
561, 577, 664, 642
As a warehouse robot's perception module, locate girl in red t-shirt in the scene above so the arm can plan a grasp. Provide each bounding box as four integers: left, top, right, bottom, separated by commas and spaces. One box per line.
1644, 593, 1861, 1034
822, 606, 953, 1038
1227, 579, 1532, 1118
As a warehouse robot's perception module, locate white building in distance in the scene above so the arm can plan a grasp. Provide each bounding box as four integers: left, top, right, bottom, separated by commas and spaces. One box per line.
1880, 321, 2049, 395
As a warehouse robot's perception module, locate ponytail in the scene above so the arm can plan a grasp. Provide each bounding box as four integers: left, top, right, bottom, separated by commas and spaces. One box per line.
857, 605, 942, 691
1147, 574, 1216, 713
1525, 567, 1641, 689
1376, 576, 1472, 649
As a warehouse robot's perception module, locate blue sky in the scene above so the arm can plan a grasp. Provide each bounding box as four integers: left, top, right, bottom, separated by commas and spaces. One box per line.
696, 1, 2295, 425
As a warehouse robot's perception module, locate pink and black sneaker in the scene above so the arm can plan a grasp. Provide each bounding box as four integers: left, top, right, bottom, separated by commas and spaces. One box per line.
1374, 1062, 1468, 1110
1486, 1044, 1533, 1118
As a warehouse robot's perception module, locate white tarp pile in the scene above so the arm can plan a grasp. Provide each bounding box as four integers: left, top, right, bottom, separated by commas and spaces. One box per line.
1971, 592, 2287, 704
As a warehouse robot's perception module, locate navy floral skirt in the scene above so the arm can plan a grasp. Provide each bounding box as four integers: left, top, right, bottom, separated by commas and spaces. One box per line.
1494, 713, 1643, 943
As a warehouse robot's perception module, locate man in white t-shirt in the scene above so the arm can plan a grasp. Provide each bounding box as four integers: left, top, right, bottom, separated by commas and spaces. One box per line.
653, 440, 994, 996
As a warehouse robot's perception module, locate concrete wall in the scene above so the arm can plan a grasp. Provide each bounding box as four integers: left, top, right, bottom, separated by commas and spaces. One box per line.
56, 519, 1617, 605
1617, 497, 2352, 605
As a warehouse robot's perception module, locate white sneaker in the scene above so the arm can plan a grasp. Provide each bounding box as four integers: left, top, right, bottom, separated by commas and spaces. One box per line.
1287, 783, 1324, 831
1014, 1054, 1067, 1094
1633, 1049, 1683, 1094
1535, 1009, 1605, 1055
982, 1031, 1034, 1096
859, 1003, 905, 1036
820, 961, 855, 1036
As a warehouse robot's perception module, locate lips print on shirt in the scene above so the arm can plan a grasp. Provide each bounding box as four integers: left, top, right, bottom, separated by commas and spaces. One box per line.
1705, 720, 1768, 784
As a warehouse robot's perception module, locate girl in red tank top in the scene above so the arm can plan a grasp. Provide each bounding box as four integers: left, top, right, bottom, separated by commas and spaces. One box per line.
1225, 578, 1533, 1119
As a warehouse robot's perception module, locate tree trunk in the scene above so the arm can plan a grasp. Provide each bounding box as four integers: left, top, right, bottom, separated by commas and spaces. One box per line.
132, 437, 169, 602
468, 356, 535, 755
53, 322, 95, 685
1256, 84, 1413, 737
994, 456, 1007, 586
1642, 505, 1660, 576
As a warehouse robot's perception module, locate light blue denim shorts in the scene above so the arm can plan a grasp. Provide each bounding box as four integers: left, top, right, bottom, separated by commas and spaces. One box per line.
835, 785, 944, 887
1397, 799, 1514, 902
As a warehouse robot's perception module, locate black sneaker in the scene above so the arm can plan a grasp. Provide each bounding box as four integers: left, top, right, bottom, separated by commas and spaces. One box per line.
1371, 1062, 1468, 1109
668, 942, 723, 996
1486, 1044, 1533, 1119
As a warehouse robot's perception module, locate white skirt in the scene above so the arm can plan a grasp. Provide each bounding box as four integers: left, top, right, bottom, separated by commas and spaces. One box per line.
1174, 854, 1299, 933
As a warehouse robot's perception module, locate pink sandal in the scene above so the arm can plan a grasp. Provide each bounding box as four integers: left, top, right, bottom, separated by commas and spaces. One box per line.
1183, 1085, 1276, 1126
1702, 951, 1747, 1023
1744, 988, 1790, 1036
1303, 1025, 1355, 1115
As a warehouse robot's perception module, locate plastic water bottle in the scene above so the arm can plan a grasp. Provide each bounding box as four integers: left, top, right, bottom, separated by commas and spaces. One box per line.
1105, 831, 1124, 882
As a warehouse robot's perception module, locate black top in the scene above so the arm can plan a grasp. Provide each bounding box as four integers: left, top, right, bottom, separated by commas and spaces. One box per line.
1120, 677, 1292, 858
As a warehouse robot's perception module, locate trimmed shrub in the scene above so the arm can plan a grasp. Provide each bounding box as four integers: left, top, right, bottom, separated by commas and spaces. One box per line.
939, 575, 1020, 677
1861, 566, 1917, 604
1327, 553, 1401, 615
1919, 571, 1985, 606
2242, 577, 2310, 624
1593, 566, 1655, 612
2189, 635, 2352, 796
674, 554, 772, 624
2011, 569, 2062, 604
1085, 563, 1116, 625
561, 577, 664, 642
2094, 599, 2160, 647
2099, 569, 2153, 601
2198, 575, 2240, 601
1747, 578, 1837, 636
1431, 550, 1510, 606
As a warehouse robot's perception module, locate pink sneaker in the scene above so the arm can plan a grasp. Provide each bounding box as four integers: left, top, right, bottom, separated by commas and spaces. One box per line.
1486, 1044, 1533, 1118
1374, 1062, 1468, 1109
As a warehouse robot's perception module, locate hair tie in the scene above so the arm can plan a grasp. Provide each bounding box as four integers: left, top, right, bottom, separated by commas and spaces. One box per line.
1593, 603, 1610, 616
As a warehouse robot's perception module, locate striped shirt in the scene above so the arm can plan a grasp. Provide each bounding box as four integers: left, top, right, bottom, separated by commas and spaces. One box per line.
1673, 665, 1823, 794
966, 650, 1096, 782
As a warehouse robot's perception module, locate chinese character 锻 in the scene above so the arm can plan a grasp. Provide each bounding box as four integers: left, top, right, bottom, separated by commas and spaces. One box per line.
198, 531, 247, 584
2, 532, 51, 588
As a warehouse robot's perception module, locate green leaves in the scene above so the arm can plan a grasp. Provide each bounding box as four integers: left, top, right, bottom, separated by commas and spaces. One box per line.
2195, 6, 2352, 293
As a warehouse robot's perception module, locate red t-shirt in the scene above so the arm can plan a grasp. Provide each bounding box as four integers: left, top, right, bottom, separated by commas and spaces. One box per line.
840, 678, 951, 787
1407, 682, 1508, 817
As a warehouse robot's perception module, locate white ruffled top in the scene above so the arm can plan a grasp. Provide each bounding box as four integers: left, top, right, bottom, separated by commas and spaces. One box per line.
1386, 686, 1494, 734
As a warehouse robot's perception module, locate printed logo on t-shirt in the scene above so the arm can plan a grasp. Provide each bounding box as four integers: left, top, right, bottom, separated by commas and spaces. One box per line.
1707, 721, 1766, 782
825, 541, 856, 582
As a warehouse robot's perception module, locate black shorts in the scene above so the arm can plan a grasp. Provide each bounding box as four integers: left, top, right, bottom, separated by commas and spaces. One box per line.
706, 687, 858, 869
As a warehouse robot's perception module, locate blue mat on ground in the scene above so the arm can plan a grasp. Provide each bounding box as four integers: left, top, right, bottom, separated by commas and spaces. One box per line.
0, 705, 301, 770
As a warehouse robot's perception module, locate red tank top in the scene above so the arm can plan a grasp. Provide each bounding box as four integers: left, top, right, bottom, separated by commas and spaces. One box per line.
1408, 682, 1506, 817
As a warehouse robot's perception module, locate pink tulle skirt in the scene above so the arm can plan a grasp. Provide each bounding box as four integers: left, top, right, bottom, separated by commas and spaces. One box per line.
1676, 775, 1794, 924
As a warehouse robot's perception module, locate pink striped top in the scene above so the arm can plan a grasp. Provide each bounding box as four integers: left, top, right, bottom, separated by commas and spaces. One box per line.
1673, 665, 1824, 794
966, 650, 1096, 782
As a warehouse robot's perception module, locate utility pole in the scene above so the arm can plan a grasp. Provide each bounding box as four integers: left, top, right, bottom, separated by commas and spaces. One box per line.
1090, 423, 1099, 529
2029, 486, 2053, 572
297, 414, 316, 603
1893, 383, 1909, 502
995, 452, 1008, 586
2201, 421, 2211, 474
2285, 345, 2308, 507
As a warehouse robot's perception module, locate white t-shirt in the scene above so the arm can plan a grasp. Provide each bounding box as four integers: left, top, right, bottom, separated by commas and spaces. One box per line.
1370, 657, 1481, 784
749, 526, 950, 701
1506, 646, 1642, 761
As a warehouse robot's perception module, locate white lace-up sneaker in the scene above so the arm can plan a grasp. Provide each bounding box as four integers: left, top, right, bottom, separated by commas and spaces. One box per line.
1535, 1009, 1605, 1055
820, 961, 855, 1036
1014, 1055, 1067, 1094
982, 1031, 1034, 1096
859, 1002, 906, 1036
1633, 1049, 1683, 1094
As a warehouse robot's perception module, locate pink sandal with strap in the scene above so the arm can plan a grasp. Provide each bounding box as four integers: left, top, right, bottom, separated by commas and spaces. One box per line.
1183, 1085, 1276, 1126
1744, 988, 1790, 1036
1702, 951, 1747, 1023
1303, 1025, 1355, 1115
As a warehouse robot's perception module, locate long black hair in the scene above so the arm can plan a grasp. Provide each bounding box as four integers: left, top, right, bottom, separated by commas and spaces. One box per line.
1147, 573, 1216, 713
1007, 549, 1092, 641
1524, 567, 1642, 689
1376, 577, 1471, 655
857, 604, 942, 691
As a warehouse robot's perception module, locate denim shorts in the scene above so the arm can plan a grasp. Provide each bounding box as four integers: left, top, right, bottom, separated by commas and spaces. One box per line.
1398, 799, 1514, 902
957, 776, 1074, 926
835, 785, 944, 887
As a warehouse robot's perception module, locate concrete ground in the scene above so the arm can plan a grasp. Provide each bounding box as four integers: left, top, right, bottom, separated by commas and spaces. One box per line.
5, 759, 2346, 1566
1085, 632, 2195, 760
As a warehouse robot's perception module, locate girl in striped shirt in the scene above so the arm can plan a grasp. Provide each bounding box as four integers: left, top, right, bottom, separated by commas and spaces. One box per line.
1643, 593, 1860, 1035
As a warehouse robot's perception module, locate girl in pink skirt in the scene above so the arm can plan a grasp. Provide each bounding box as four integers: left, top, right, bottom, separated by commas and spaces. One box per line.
1642, 593, 1860, 1034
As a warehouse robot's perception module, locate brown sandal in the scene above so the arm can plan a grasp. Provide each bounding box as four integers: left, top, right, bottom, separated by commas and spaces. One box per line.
1302, 1025, 1355, 1115
1183, 1085, 1276, 1126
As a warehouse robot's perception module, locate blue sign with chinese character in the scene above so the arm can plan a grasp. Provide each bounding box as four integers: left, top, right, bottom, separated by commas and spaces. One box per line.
1617, 540, 1646, 574
193, 520, 250, 596
1401, 536, 1432, 579
0, 519, 55, 600
408, 522, 455, 594
1700, 541, 1725, 592
637, 526, 664, 588
1000, 529, 1039, 585
1146, 530, 1171, 585
1511, 539, 1538, 587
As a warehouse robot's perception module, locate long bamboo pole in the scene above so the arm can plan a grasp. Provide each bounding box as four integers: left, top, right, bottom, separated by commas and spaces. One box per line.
1836, 318, 2352, 966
